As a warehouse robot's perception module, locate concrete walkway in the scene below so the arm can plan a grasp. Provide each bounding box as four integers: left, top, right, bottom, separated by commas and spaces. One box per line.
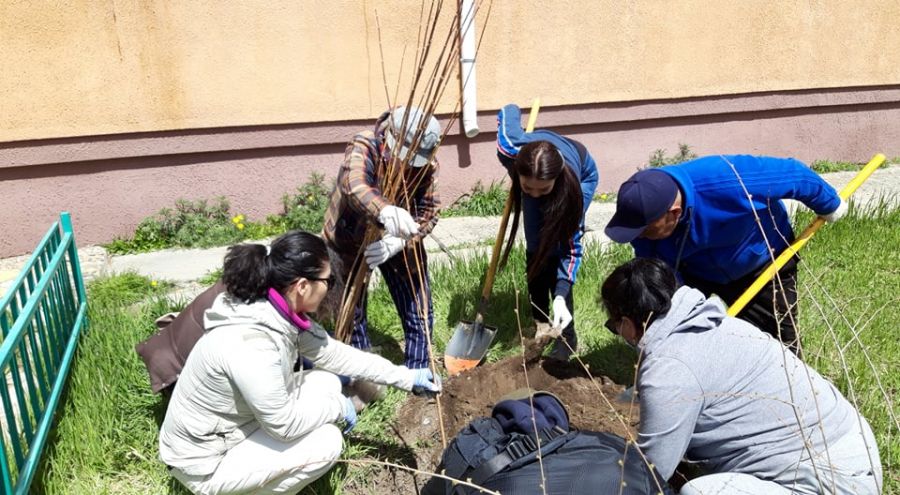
1, 166, 897, 300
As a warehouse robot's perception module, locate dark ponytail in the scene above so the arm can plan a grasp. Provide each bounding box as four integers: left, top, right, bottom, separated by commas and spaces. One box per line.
222, 231, 330, 302
511, 141, 584, 280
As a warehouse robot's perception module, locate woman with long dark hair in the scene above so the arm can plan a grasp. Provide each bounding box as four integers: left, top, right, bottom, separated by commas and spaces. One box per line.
159, 231, 440, 494
496, 103, 599, 360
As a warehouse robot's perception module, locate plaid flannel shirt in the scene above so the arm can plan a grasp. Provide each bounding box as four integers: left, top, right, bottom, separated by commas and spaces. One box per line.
323, 129, 440, 253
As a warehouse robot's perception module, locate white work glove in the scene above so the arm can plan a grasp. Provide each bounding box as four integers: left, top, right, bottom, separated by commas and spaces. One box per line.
378, 205, 420, 239
364, 235, 405, 269
402, 366, 442, 396
551, 296, 573, 329
821, 199, 848, 222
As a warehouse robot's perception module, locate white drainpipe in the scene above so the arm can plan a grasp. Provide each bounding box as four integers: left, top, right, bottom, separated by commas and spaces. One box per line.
459, 0, 479, 138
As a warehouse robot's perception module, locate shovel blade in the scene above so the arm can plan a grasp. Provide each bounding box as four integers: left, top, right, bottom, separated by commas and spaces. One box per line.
444, 320, 498, 376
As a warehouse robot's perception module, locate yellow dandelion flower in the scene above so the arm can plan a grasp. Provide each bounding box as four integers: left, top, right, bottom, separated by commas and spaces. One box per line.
600, 193, 608, 200
150, 280, 158, 287
236, 223, 245, 230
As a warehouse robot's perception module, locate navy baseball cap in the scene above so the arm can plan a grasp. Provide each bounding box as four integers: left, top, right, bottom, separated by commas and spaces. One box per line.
605, 169, 679, 243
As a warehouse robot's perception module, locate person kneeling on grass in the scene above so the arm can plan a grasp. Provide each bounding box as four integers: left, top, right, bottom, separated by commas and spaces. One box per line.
159, 231, 441, 495
600, 258, 882, 495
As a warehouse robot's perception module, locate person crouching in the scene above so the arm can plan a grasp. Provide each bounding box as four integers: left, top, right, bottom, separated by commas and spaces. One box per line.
159, 231, 440, 494
600, 258, 882, 494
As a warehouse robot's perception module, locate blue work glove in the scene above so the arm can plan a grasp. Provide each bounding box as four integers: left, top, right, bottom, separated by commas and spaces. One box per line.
409, 367, 442, 396
340, 395, 357, 433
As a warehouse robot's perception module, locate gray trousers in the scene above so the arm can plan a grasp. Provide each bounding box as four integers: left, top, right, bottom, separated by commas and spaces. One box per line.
681, 418, 882, 495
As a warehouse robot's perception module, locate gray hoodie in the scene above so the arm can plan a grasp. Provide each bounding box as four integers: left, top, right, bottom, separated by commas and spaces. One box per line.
159, 293, 416, 476
636, 286, 858, 481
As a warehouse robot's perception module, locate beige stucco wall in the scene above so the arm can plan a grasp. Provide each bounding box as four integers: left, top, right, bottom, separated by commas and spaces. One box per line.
2, 1, 899, 142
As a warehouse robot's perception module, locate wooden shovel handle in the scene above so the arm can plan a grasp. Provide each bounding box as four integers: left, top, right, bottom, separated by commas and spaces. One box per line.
478, 98, 541, 311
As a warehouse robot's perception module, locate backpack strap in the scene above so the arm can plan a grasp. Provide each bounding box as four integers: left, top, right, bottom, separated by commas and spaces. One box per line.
456, 425, 569, 493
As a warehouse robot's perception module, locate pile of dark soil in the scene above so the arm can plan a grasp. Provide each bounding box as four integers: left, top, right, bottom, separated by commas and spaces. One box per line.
343, 355, 638, 494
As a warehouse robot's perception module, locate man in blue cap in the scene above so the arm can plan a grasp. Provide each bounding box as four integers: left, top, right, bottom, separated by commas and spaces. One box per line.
604, 155, 847, 355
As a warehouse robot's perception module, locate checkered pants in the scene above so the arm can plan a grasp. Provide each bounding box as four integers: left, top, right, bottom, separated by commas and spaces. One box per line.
342, 245, 434, 369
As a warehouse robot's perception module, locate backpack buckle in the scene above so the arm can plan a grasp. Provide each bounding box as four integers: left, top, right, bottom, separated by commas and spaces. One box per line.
505, 440, 529, 459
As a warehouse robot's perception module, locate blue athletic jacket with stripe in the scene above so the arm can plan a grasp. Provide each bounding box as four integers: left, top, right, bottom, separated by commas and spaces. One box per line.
633, 155, 842, 285
496, 104, 599, 298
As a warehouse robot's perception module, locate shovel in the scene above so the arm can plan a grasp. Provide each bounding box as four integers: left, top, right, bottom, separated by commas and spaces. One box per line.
443, 194, 511, 375
727, 153, 885, 316
444, 98, 541, 376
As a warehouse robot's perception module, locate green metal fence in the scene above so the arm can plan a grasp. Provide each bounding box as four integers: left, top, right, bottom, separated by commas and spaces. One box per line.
0, 212, 87, 494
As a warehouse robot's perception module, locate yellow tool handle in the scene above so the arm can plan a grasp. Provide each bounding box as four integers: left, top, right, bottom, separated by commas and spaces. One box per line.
728, 153, 886, 316
480, 98, 541, 303
525, 98, 541, 134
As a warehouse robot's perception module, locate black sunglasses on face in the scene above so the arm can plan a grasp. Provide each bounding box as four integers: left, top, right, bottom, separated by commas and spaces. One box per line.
307, 274, 336, 290
604, 317, 621, 336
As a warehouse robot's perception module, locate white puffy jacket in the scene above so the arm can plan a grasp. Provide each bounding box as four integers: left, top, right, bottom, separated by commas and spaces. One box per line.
159, 293, 416, 475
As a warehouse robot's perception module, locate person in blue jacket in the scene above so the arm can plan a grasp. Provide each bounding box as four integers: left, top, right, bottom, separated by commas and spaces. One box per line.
604, 155, 848, 355
496, 103, 599, 360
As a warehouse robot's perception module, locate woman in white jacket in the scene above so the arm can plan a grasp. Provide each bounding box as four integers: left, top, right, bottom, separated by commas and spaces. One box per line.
159, 231, 441, 495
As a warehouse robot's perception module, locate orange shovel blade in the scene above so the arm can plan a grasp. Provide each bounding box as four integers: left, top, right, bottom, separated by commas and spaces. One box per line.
444, 320, 497, 376
444, 355, 483, 376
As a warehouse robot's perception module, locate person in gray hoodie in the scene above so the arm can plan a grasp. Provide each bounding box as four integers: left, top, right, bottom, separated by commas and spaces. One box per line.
159, 231, 441, 495
600, 258, 882, 494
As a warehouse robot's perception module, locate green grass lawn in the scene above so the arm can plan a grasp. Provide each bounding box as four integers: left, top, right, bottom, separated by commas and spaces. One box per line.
35, 203, 899, 494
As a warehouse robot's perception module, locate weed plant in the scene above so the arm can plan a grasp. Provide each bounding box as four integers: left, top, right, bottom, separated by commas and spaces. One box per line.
645, 143, 697, 169
105, 175, 334, 255
273, 173, 334, 233
810, 157, 897, 174
197, 268, 223, 287
441, 181, 508, 218
105, 197, 269, 255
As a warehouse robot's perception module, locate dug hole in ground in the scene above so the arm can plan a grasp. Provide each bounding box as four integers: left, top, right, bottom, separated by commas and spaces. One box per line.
345, 348, 636, 494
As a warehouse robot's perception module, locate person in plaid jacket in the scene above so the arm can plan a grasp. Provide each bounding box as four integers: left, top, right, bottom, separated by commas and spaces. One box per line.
323, 106, 440, 371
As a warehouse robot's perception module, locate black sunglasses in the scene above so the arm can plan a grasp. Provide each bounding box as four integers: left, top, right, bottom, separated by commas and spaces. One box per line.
307, 274, 336, 289
604, 317, 621, 336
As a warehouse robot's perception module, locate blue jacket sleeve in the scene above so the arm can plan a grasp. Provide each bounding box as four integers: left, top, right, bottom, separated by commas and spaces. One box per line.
554, 151, 599, 297
554, 229, 583, 298
742, 157, 842, 215
496, 104, 525, 163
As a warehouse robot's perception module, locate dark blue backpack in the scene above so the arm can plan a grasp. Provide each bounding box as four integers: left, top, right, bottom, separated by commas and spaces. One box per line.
423, 392, 673, 495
